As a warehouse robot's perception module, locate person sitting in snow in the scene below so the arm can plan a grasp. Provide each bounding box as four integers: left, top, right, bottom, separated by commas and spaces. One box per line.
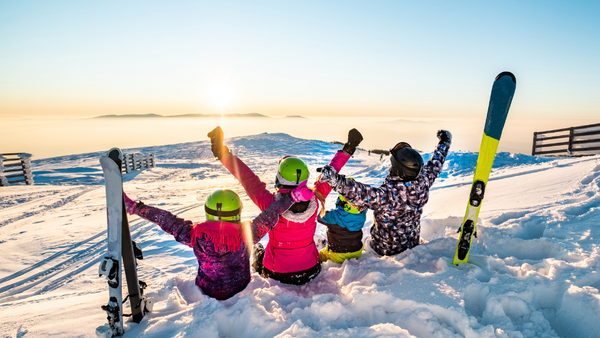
318, 179, 368, 264
207, 126, 363, 285
318, 130, 451, 256
122, 185, 313, 300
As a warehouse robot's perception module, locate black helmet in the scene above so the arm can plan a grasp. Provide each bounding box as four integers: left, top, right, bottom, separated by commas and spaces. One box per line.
389, 142, 424, 181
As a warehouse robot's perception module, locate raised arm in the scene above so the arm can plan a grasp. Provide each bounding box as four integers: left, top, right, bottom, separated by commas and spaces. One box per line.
314, 150, 351, 198
418, 130, 451, 188
220, 154, 274, 211
208, 126, 274, 211
124, 193, 194, 247
314, 128, 362, 198
319, 166, 389, 210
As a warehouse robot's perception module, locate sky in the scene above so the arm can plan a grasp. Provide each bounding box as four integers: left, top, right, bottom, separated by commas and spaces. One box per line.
0, 1, 599, 119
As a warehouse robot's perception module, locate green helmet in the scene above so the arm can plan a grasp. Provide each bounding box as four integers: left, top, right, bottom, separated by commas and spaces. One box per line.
275, 156, 309, 190
204, 189, 242, 222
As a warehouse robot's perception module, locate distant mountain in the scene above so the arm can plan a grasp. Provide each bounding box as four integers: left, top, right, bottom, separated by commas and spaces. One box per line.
167, 113, 269, 118
389, 118, 434, 124
93, 113, 270, 119
284, 115, 306, 119
94, 113, 163, 119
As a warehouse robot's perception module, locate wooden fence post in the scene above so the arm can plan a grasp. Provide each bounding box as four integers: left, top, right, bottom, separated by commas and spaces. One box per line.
532, 122, 600, 157
120, 152, 155, 173
567, 127, 574, 156
123, 153, 129, 173
0, 155, 7, 186
532, 132, 538, 156
19, 153, 34, 185
0, 153, 34, 186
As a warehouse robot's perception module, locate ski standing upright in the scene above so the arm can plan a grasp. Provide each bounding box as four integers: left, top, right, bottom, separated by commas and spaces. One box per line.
97, 148, 153, 338
453, 72, 517, 265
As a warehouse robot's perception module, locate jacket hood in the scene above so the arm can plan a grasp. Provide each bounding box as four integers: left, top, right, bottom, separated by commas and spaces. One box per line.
281, 196, 318, 223
319, 208, 367, 232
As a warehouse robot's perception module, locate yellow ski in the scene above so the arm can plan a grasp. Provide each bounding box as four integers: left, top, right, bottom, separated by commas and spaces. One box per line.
453, 72, 516, 265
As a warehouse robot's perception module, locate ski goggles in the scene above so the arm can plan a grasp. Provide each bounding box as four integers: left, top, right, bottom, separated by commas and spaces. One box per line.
389, 141, 412, 158
336, 196, 361, 214
204, 203, 241, 220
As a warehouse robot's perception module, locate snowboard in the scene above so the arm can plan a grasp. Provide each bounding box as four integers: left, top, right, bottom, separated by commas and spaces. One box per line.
97, 149, 125, 337
97, 148, 153, 338
453, 72, 516, 265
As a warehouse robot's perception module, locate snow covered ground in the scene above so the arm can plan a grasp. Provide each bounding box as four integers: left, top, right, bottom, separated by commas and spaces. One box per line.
1, 133, 599, 338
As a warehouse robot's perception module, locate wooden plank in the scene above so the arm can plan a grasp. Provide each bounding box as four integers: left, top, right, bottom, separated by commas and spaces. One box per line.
534, 134, 569, 142
3, 163, 23, 168
538, 122, 600, 134
533, 149, 569, 155
6, 178, 27, 184
535, 126, 574, 134
572, 138, 600, 145
533, 141, 570, 148
572, 122, 600, 131
2, 168, 26, 173
5, 173, 26, 179
571, 146, 600, 152
573, 130, 600, 137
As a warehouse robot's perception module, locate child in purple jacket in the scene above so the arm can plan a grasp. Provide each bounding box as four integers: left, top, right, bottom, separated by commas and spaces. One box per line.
123, 183, 313, 300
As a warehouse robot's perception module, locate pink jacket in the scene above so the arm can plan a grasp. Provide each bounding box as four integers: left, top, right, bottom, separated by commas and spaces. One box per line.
221, 150, 350, 273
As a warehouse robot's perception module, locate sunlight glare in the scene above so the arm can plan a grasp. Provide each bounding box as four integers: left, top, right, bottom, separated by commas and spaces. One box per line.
209, 82, 234, 114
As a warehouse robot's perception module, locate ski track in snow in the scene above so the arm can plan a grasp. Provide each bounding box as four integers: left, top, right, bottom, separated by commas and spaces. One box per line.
2, 133, 600, 337
0, 186, 96, 231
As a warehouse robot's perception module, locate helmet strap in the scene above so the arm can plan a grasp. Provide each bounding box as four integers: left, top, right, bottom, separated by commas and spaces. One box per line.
205, 205, 241, 218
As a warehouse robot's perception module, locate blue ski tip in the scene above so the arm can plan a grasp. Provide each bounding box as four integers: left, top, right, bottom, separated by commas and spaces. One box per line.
495, 71, 516, 84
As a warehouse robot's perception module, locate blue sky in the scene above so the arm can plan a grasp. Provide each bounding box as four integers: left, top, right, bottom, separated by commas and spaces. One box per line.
1, 1, 599, 119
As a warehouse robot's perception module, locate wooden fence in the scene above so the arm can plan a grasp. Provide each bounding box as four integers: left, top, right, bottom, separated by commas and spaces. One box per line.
532, 123, 600, 157
122, 153, 155, 173
0, 153, 34, 186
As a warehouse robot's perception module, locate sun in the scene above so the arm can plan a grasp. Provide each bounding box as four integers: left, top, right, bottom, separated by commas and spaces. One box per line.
209, 81, 234, 113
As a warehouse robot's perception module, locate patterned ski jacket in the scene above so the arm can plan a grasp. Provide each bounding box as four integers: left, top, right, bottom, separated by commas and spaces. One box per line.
336, 142, 450, 256
220, 150, 350, 274
132, 194, 295, 300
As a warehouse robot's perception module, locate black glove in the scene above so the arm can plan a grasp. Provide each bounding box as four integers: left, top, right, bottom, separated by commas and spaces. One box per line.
437, 130, 452, 146
207, 126, 230, 160
342, 128, 363, 156
318, 165, 346, 192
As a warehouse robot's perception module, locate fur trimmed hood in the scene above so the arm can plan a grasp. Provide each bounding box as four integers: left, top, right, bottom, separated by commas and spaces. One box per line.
281, 196, 318, 223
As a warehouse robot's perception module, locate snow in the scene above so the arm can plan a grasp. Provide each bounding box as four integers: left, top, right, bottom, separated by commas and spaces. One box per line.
1, 132, 599, 338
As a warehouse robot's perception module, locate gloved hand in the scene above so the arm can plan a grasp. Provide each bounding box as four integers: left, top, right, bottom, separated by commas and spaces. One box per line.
437, 130, 452, 145
290, 181, 314, 202
207, 126, 230, 160
123, 192, 138, 215
342, 128, 363, 156
318, 165, 346, 192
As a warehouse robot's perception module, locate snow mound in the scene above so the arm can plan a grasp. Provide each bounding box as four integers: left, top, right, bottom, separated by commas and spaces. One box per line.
2, 133, 600, 337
